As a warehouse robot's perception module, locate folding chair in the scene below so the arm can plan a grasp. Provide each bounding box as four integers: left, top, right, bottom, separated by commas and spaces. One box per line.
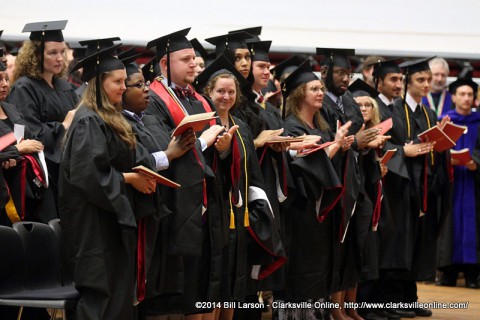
0, 223, 79, 320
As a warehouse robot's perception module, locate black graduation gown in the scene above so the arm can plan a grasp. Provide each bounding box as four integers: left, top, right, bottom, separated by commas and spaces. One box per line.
122, 112, 172, 304
59, 105, 153, 320
143, 83, 225, 315
7, 76, 78, 222
321, 93, 366, 291
283, 115, 342, 300
232, 92, 289, 292
213, 115, 286, 302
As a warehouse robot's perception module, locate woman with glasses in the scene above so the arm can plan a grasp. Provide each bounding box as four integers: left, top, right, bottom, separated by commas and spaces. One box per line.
120, 54, 200, 318
277, 61, 349, 320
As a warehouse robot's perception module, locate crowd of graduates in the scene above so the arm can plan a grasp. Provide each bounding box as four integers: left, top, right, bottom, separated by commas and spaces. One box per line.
0, 20, 479, 320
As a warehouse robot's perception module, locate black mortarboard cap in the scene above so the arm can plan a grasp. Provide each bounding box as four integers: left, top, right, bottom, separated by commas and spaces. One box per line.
146, 28, 192, 87
316, 47, 355, 69
23, 20, 67, 42
282, 60, 318, 99
205, 31, 251, 58
399, 56, 434, 75
23, 20, 68, 73
348, 79, 379, 98
119, 48, 143, 77
146, 28, 192, 60
270, 55, 306, 81
71, 44, 124, 82
399, 57, 434, 102
193, 54, 248, 93
316, 47, 355, 90
71, 44, 124, 108
141, 57, 158, 83
190, 38, 208, 60
448, 77, 478, 95
229, 26, 262, 42
370, 59, 401, 78
79, 37, 121, 57
248, 40, 271, 62
370, 58, 401, 90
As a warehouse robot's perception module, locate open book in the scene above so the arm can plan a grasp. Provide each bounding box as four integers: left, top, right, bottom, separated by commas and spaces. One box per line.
371, 118, 393, 135
379, 148, 397, 165
133, 166, 181, 188
0, 132, 17, 151
450, 148, 473, 166
417, 122, 466, 152
296, 140, 339, 157
171, 111, 217, 137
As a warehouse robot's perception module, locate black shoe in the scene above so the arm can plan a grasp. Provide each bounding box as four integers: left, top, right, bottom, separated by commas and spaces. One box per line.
409, 307, 433, 317
465, 280, 479, 289
436, 279, 456, 287
361, 311, 388, 320
389, 308, 416, 318
372, 309, 401, 319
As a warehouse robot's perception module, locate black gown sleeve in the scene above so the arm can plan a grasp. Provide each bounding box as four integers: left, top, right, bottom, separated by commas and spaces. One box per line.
62, 113, 135, 226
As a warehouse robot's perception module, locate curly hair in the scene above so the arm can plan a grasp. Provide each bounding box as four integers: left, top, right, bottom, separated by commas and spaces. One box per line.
285, 82, 330, 132
12, 40, 68, 83
81, 73, 137, 149
204, 72, 244, 113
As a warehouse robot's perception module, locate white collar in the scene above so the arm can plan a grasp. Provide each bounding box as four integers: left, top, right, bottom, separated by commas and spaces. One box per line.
406, 92, 422, 112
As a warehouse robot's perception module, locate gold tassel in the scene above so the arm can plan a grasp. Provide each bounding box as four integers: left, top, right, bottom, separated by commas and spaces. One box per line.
229, 191, 235, 229
244, 208, 250, 227
230, 209, 235, 229
5, 196, 21, 223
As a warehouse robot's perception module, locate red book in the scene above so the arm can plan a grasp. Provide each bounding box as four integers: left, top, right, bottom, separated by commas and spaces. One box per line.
442, 122, 467, 143
417, 125, 455, 152
133, 166, 181, 188
0, 132, 17, 151
379, 148, 397, 165
450, 148, 473, 166
171, 111, 217, 137
296, 140, 339, 157
372, 118, 393, 135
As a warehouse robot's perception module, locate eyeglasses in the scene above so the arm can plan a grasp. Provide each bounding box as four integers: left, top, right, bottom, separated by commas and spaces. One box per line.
358, 104, 373, 109
307, 85, 326, 94
333, 69, 354, 79
126, 81, 150, 89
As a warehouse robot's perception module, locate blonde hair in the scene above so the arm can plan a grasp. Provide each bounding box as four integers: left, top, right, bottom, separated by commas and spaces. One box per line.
365, 97, 381, 128
285, 82, 330, 132
12, 40, 68, 83
81, 73, 136, 148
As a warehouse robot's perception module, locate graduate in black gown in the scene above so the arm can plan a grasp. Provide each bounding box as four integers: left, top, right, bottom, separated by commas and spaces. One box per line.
278, 60, 348, 320
316, 48, 377, 319
143, 28, 226, 318
59, 45, 158, 320
120, 52, 197, 309
7, 20, 78, 223
195, 55, 287, 320
376, 58, 445, 318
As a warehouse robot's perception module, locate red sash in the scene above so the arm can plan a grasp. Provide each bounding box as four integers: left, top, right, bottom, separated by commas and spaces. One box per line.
149, 78, 213, 211
149, 78, 215, 127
